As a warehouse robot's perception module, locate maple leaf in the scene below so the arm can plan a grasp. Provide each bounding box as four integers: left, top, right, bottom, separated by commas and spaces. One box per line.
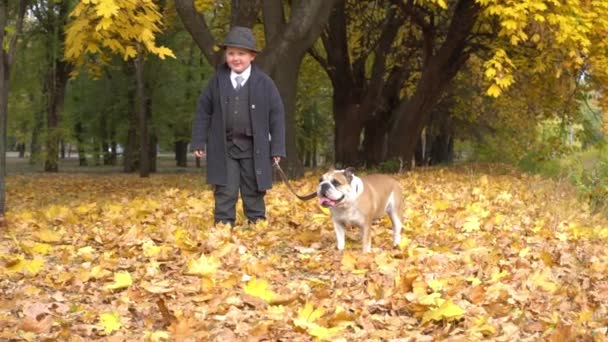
186, 254, 220, 277
99, 312, 121, 334
243, 277, 276, 303
173, 227, 198, 251
95, 0, 119, 18
5, 256, 45, 275
293, 302, 343, 341
421, 299, 465, 324
105, 271, 133, 291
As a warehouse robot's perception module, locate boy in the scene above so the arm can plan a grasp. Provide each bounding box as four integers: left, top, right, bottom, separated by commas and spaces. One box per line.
191, 26, 286, 226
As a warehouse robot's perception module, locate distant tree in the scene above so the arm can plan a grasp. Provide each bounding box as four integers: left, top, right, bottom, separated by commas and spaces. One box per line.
64, 0, 175, 177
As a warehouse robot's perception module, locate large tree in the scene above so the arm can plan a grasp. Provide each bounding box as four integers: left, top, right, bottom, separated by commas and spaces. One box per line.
27, 0, 74, 172
174, 0, 339, 177
311, 0, 608, 168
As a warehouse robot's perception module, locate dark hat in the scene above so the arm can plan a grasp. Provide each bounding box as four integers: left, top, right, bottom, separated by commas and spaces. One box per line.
220, 26, 260, 53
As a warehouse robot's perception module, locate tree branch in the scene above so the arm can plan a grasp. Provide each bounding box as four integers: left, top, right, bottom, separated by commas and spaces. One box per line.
262, 0, 285, 44
174, 0, 221, 66
258, 0, 340, 73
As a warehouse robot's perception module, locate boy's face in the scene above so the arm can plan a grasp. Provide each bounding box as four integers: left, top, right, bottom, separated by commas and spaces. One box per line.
225, 47, 256, 74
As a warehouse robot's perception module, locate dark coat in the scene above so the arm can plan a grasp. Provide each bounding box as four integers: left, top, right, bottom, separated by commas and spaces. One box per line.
191, 64, 286, 191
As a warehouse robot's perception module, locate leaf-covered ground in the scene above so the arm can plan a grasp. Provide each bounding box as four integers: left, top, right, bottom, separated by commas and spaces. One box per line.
2, 165, 608, 341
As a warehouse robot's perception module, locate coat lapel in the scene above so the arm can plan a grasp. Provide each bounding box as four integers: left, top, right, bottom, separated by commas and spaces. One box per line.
218, 66, 231, 123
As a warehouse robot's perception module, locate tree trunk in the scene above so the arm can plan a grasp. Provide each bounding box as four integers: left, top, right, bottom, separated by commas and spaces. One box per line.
311, 3, 403, 168
387, 0, 479, 166
74, 121, 87, 166
333, 103, 364, 167
17, 143, 25, 158
0, 3, 8, 215
149, 133, 157, 173
261, 54, 305, 176
175, 140, 188, 167
43, 0, 72, 172
0, 0, 27, 216
361, 115, 391, 167
135, 48, 150, 177
30, 109, 44, 165
123, 62, 138, 173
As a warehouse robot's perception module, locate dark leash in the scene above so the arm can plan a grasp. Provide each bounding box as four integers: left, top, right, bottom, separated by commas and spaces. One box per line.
273, 161, 317, 201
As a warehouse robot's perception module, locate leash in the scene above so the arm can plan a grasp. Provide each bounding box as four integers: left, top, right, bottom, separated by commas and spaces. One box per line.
273, 161, 317, 201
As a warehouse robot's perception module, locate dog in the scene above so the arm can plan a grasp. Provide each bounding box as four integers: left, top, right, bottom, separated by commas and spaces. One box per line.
317, 167, 403, 253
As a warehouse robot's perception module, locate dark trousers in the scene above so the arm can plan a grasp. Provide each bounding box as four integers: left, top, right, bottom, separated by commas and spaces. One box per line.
214, 153, 266, 226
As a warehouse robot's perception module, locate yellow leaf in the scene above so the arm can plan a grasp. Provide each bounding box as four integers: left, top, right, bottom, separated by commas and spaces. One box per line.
99, 312, 121, 334
243, 277, 276, 302
427, 279, 444, 292
123, 45, 137, 60
95, 0, 119, 18
529, 269, 558, 293
186, 254, 220, 276
22, 242, 53, 255
77, 246, 96, 261
105, 271, 132, 291
470, 315, 496, 336
297, 302, 325, 323
421, 299, 465, 324
174, 227, 198, 251
308, 325, 343, 341
22, 258, 45, 275
33, 229, 61, 243
432, 200, 449, 211
143, 240, 161, 258
486, 84, 501, 97
462, 216, 481, 232
340, 252, 357, 271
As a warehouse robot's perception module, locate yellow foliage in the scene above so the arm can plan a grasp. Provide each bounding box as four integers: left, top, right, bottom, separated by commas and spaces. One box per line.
65, 0, 175, 77
243, 277, 277, 303
2, 169, 608, 339
421, 299, 465, 324
99, 312, 121, 334
105, 271, 133, 291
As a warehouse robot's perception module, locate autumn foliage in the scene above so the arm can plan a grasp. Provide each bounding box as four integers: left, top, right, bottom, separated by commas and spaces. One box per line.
1, 166, 608, 340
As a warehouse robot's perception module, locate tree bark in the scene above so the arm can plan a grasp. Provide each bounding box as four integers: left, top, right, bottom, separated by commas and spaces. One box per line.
74, 121, 87, 166
175, 140, 188, 167
135, 48, 150, 178
43, 0, 71, 172
123, 63, 138, 172
175, 0, 339, 177
311, 3, 403, 167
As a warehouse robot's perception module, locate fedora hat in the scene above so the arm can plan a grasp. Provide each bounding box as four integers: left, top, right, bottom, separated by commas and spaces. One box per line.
220, 26, 260, 53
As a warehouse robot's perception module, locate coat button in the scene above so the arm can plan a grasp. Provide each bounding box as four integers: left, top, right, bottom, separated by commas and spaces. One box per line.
256, 170, 261, 175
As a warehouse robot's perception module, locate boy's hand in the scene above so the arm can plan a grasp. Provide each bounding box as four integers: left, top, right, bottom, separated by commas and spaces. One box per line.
272, 156, 281, 165
194, 150, 205, 158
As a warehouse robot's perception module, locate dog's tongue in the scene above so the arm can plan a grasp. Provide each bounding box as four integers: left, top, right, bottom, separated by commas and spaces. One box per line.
319, 197, 336, 207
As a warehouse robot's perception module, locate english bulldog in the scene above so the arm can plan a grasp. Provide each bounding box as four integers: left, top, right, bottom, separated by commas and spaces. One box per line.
317, 168, 403, 253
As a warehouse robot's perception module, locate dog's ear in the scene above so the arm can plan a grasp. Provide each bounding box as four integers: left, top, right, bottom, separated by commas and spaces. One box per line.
344, 167, 355, 183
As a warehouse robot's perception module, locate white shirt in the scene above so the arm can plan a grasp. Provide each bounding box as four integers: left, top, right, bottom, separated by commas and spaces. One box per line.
230, 65, 252, 89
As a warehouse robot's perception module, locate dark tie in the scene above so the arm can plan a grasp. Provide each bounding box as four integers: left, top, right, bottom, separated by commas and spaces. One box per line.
235, 75, 244, 91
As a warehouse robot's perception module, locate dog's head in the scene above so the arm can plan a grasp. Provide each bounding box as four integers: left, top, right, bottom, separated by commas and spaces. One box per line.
317, 167, 360, 208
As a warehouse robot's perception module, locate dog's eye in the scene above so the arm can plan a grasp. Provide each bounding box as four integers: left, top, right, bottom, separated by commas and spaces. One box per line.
319, 177, 323, 183
331, 180, 341, 187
